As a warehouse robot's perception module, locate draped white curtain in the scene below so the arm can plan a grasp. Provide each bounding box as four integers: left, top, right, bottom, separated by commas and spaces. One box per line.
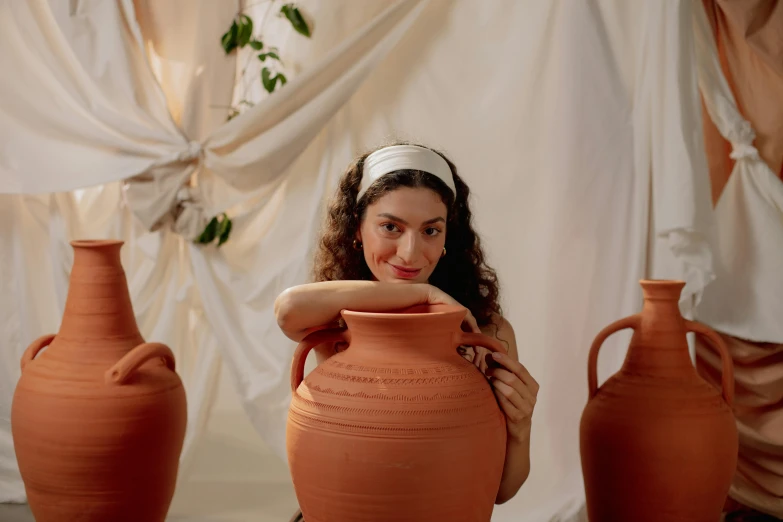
0, 0, 426, 504
0, 1, 718, 520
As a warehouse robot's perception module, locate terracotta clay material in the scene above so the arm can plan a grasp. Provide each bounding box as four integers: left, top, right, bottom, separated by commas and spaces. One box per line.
579, 280, 738, 522
286, 304, 507, 522
11, 239, 187, 522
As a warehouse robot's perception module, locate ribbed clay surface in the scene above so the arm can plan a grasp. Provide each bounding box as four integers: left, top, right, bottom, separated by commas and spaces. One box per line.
11, 240, 187, 522
287, 305, 507, 522
580, 280, 738, 522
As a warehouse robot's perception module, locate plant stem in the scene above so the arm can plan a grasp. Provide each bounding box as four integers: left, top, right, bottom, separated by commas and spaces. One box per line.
240, 0, 274, 14
240, 0, 277, 104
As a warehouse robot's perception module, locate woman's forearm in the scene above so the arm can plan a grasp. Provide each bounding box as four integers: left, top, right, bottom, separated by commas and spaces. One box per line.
496, 429, 531, 504
274, 281, 430, 341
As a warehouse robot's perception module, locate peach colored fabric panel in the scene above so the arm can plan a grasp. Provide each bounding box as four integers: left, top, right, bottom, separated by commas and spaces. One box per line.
701, 0, 783, 203
696, 333, 783, 518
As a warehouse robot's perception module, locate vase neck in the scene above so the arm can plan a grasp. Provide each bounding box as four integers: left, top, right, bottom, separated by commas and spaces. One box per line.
57, 241, 141, 344
622, 282, 695, 378
342, 311, 463, 362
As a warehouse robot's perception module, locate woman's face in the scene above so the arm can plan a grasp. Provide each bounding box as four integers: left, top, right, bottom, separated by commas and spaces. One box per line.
357, 187, 447, 284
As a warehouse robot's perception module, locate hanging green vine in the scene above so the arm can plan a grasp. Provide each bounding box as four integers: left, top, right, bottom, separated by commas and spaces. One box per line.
221, 2, 312, 120
196, 2, 312, 247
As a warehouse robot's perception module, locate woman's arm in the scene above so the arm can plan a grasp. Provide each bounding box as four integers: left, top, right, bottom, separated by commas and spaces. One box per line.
482, 316, 538, 504
275, 281, 432, 342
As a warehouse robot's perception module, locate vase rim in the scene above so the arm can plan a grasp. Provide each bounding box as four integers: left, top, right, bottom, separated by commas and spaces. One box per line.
341, 304, 466, 320
639, 279, 686, 286
70, 239, 124, 248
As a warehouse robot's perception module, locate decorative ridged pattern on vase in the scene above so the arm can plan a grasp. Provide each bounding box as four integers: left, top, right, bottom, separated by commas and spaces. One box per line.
286, 305, 507, 522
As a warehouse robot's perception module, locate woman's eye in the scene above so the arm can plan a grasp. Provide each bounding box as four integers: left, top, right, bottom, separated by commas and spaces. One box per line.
425, 227, 441, 236
381, 223, 399, 233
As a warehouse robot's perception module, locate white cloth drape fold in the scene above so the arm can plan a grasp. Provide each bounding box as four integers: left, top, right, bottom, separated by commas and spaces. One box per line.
0, 0, 183, 194
642, 0, 715, 314
693, 2, 783, 343
0, 0, 428, 240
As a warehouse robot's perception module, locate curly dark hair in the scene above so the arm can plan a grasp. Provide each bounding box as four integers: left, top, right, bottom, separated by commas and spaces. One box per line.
312, 142, 502, 327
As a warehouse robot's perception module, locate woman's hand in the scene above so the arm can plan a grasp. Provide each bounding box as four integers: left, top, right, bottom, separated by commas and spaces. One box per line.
422, 284, 494, 372
485, 352, 539, 442
424, 284, 480, 333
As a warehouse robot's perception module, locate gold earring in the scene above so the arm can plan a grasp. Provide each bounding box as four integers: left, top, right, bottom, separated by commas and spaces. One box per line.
353, 239, 363, 250
441, 247, 446, 258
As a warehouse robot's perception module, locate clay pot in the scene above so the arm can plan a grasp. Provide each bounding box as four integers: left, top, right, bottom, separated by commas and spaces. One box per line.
11, 240, 187, 522
286, 304, 507, 522
579, 280, 738, 521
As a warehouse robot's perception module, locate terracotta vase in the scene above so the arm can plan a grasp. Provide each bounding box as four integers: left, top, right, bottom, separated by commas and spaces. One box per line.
286, 304, 507, 522
579, 280, 738, 521
11, 240, 187, 522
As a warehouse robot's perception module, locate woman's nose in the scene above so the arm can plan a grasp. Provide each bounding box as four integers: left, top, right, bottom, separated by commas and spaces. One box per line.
397, 233, 421, 263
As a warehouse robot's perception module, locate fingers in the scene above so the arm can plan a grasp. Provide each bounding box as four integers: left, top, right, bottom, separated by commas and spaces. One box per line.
470, 315, 481, 334
488, 352, 539, 396
425, 285, 478, 334
493, 385, 532, 425
476, 352, 489, 375
462, 312, 480, 334
474, 347, 490, 372
487, 367, 536, 404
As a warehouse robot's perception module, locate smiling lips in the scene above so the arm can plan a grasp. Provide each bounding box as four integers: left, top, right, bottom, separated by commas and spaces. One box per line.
389, 263, 422, 279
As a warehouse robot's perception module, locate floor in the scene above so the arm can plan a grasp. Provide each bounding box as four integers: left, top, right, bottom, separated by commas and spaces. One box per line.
0, 409, 299, 522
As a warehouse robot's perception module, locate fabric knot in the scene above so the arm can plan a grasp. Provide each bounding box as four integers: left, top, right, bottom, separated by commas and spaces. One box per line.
729, 142, 759, 161
177, 141, 203, 162
726, 120, 757, 161
172, 186, 209, 241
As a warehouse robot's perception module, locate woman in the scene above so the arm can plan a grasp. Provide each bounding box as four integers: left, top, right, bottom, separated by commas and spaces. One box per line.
275, 142, 538, 507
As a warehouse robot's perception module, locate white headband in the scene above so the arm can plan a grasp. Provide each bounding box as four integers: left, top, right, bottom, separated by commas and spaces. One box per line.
357, 145, 456, 202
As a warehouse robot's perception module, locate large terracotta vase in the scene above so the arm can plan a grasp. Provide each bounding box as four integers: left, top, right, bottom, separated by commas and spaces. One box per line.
11, 240, 187, 522
579, 280, 738, 521
286, 304, 507, 522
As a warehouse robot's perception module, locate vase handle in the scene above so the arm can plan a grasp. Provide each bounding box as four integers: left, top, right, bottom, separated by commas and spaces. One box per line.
684, 320, 734, 408
587, 314, 641, 399
105, 342, 176, 386
454, 332, 508, 354
290, 328, 350, 394
20, 334, 56, 371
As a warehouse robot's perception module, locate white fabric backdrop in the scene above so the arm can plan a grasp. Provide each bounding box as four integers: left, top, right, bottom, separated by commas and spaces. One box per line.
0, 0, 425, 503
0, 1, 718, 520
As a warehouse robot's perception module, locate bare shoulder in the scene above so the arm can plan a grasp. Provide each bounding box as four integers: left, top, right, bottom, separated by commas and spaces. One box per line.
480, 313, 518, 361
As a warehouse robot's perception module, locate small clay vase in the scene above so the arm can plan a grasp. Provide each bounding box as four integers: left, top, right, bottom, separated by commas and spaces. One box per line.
11, 240, 187, 522
579, 280, 738, 522
286, 304, 507, 522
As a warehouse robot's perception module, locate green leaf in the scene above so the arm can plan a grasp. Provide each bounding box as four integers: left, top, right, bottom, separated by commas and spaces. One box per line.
196, 216, 219, 243
217, 216, 233, 246
261, 67, 276, 93
249, 39, 263, 50
237, 14, 254, 47
276, 72, 287, 86
221, 21, 239, 54
257, 51, 280, 62
280, 4, 311, 38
